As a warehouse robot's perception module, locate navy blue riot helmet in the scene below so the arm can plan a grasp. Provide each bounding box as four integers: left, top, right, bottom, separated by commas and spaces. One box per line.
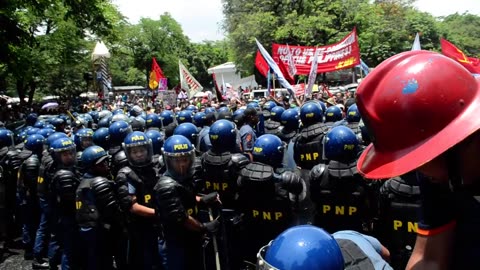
177, 110, 193, 124
193, 112, 206, 128
34, 121, 45, 129
26, 113, 38, 126
109, 120, 132, 145
252, 134, 284, 167
81, 145, 109, 169
162, 135, 195, 181
270, 106, 285, 123
174, 123, 198, 145
26, 127, 40, 136
74, 128, 94, 150
247, 102, 260, 110
263, 101, 277, 112
146, 113, 161, 129
209, 119, 237, 152
324, 126, 359, 162
346, 104, 361, 123
98, 116, 112, 128
46, 132, 68, 148
89, 110, 99, 123
232, 108, 245, 127
25, 134, 46, 153
51, 118, 66, 132
0, 129, 14, 148
186, 104, 198, 113
258, 225, 344, 270
218, 106, 230, 114
205, 107, 216, 114
93, 127, 110, 150
112, 109, 124, 115
112, 113, 131, 124
160, 110, 174, 126
281, 108, 300, 130
300, 102, 323, 126
37, 128, 55, 139
131, 116, 146, 131
325, 106, 343, 123
123, 131, 153, 167
50, 137, 76, 167
145, 130, 164, 155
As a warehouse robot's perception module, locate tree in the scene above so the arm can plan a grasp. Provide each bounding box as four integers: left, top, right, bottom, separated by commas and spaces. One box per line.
439, 13, 480, 57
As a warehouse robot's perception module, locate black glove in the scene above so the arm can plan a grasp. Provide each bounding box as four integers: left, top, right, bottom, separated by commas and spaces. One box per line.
200, 192, 220, 206
202, 219, 220, 233
281, 171, 303, 195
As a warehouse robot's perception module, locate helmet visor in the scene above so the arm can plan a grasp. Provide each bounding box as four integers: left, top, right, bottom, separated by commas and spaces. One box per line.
164, 150, 195, 180
54, 147, 77, 167
125, 142, 153, 167
257, 244, 279, 270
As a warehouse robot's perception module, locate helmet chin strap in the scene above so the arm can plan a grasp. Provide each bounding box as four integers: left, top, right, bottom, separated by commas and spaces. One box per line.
447, 147, 463, 192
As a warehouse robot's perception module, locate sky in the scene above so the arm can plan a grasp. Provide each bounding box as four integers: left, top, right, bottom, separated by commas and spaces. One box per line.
113, 0, 480, 42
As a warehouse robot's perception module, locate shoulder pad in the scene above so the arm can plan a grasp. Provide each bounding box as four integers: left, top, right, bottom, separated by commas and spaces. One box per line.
384, 176, 420, 198
240, 162, 274, 181
114, 150, 127, 163
300, 123, 328, 140
54, 169, 77, 180
158, 155, 164, 167
230, 153, 250, 168
203, 152, 232, 166
327, 161, 358, 178
154, 176, 177, 191
90, 176, 112, 192
24, 155, 40, 168
17, 149, 33, 161
310, 163, 327, 180
117, 166, 133, 176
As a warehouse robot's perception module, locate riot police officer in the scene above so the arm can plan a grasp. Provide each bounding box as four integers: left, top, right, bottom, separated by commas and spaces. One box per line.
377, 172, 421, 269
49, 137, 80, 269
174, 123, 199, 147
236, 134, 306, 263
196, 112, 216, 154
108, 121, 132, 176
74, 128, 94, 174
309, 126, 370, 233
92, 127, 110, 150
116, 131, 162, 269
177, 110, 193, 124
277, 108, 299, 144
153, 135, 220, 270
239, 107, 259, 160
0, 129, 21, 251
264, 106, 284, 136
75, 145, 123, 270
294, 101, 328, 170
17, 134, 45, 259
146, 113, 162, 132
33, 132, 67, 269
145, 130, 164, 174
324, 106, 343, 129
159, 110, 174, 130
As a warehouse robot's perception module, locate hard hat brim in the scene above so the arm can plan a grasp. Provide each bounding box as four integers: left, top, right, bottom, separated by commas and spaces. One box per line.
358, 80, 480, 180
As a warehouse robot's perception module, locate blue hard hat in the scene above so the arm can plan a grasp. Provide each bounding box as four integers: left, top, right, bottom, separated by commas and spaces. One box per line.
218, 106, 230, 114
25, 134, 46, 152
109, 120, 132, 144
300, 102, 323, 126
209, 119, 237, 152
98, 116, 112, 128
0, 129, 14, 148
81, 145, 109, 168
146, 114, 161, 129
131, 116, 146, 131
16, 130, 28, 145
51, 118, 65, 131
160, 110, 174, 126
74, 128, 94, 150
89, 110, 99, 122
259, 225, 344, 270
324, 126, 359, 161
112, 113, 131, 124
145, 130, 164, 155
325, 106, 343, 122
252, 134, 284, 167
281, 108, 300, 130
346, 104, 361, 123
112, 109, 124, 115
123, 131, 153, 167
26, 113, 38, 126
193, 112, 206, 127
93, 127, 110, 150
247, 102, 260, 109
270, 106, 285, 122
173, 123, 198, 145
177, 110, 193, 124
232, 108, 245, 126
263, 101, 277, 111
162, 135, 195, 181
46, 132, 68, 147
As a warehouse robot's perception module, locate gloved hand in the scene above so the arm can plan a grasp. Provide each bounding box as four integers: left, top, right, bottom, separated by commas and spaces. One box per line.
281, 171, 303, 195
200, 192, 221, 206
202, 218, 220, 234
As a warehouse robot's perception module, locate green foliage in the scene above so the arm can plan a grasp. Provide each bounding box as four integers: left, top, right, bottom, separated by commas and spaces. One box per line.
439, 13, 480, 57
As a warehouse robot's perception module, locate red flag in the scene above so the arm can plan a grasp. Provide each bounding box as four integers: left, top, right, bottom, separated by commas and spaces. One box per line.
212, 73, 224, 101
149, 58, 165, 90
441, 39, 480, 74
255, 51, 270, 77
278, 58, 295, 84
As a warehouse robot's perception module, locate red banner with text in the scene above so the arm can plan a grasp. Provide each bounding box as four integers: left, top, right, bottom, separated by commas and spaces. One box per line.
272, 28, 360, 75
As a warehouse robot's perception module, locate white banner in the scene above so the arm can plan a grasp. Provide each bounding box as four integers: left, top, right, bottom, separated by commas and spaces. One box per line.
179, 60, 203, 98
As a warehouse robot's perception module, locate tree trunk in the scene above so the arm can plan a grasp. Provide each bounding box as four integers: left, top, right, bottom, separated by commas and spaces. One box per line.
27, 79, 36, 107
16, 79, 26, 106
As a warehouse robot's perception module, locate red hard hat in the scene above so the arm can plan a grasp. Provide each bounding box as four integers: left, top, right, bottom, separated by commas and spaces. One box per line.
356, 50, 480, 179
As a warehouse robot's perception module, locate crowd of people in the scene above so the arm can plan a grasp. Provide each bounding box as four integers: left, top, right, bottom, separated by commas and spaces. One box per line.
1, 51, 477, 270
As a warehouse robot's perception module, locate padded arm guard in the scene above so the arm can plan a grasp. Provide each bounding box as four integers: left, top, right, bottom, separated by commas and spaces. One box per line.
154, 177, 188, 225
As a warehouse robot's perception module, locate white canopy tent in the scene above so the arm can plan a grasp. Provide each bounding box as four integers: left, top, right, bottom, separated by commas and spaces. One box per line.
207, 62, 258, 90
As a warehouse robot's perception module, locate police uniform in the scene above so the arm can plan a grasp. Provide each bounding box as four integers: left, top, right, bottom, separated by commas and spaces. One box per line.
237, 162, 306, 263
108, 145, 128, 177
276, 126, 297, 144
377, 172, 420, 270
239, 124, 257, 152
264, 119, 281, 136
293, 122, 329, 170
310, 160, 371, 234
